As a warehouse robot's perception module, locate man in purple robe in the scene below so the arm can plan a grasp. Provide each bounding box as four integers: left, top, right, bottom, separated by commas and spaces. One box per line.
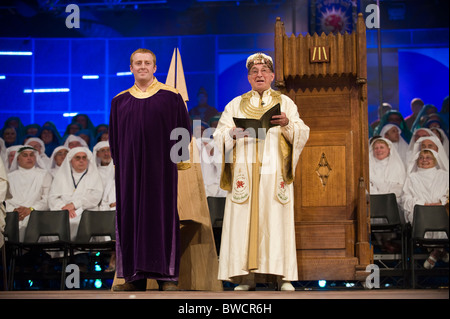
109, 48, 191, 291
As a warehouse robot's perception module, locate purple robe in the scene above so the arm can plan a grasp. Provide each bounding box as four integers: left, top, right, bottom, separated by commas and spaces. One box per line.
109, 79, 191, 282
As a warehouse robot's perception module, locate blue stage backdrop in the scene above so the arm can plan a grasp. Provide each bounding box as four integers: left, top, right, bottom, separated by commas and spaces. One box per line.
0, 29, 448, 136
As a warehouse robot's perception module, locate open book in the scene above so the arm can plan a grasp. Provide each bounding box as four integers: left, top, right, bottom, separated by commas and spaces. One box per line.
233, 103, 281, 139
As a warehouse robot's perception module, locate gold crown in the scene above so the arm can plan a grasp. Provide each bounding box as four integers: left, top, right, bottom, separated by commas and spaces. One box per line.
246, 53, 274, 72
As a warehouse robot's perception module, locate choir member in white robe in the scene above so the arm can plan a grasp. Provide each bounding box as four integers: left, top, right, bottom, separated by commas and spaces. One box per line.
0, 159, 12, 248
93, 141, 116, 210
379, 124, 409, 163
49, 147, 103, 241
407, 135, 449, 173
369, 138, 406, 198
196, 137, 228, 198
5, 146, 52, 242
5, 145, 23, 172
213, 53, 310, 291
369, 138, 406, 251
406, 128, 435, 162
25, 137, 51, 170
49, 146, 69, 178
63, 134, 89, 149
0, 137, 7, 165
430, 127, 449, 158
401, 149, 449, 269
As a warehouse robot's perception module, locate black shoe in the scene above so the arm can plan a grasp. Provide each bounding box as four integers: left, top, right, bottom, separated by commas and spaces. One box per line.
112, 279, 147, 291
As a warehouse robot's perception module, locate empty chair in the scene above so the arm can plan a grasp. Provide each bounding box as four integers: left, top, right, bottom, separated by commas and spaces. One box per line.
21, 210, 70, 290
71, 210, 116, 280
370, 193, 408, 287
410, 205, 449, 288
3, 211, 19, 290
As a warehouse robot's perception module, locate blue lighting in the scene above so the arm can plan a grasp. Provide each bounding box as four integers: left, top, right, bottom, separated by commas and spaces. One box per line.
82, 75, 99, 79
318, 280, 327, 288
94, 279, 102, 289
0, 75, 5, 80
0, 51, 33, 56
24, 88, 70, 93
63, 112, 78, 117
116, 71, 132, 76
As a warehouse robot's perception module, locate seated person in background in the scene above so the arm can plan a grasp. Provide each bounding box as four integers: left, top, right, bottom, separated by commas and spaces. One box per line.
49, 147, 103, 241
369, 138, 406, 198
5, 146, 52, 242
402, 149, 449, 269
370, 102, 392, 132
63, 134, 89, 149
5, 145, 23, 172
49, 146, 70, 177
379, 124, 408, 163
406, 128, 435, 161
374, 109, 412, 144
407, 136, 449, 172
93, 141, 116, 210
0, 159, 11, 249
0, 137, 7, 164
425, 121, 449, 158
369, 137, 406, 253
40, 125, 62, 158
189, 87, 220, 124
405, 98, 424, 131
410, 104, 439, 132
25, 137, 51, 169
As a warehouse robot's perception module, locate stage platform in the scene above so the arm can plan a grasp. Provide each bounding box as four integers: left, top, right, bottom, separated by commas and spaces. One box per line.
0, 289, 448, 299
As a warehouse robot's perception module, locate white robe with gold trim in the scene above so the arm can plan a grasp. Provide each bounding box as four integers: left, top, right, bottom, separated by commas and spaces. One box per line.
213, 89, 309, 282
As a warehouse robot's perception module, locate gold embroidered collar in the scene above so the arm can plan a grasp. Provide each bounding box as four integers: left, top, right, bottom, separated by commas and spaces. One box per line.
128, 78, 164, 99
239, 88, 282, 119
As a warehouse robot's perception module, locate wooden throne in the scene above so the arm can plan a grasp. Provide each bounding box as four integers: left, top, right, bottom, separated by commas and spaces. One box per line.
274, 13, 373, 281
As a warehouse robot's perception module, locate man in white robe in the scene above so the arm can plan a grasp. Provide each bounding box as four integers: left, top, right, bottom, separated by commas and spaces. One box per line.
49, 146, 69, 178
93, 141, 116, 210
406, 135, 449, 173
196, 137, 228, 198
379, 124, 409, 163
401, 149, 449, 269
5, 146, 52, 241
0, 159, 12, 248
49, 147, 103, 241
63, 134, 89, 149
25, 137, 51, 170
406, 128, 435, 162
213, 53, 310, 291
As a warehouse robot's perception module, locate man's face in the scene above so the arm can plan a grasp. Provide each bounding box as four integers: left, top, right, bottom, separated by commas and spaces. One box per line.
414, 129, 430, 142
384, 126, 400, 143
420, 139, 439, 152
27, 141, 42, 154
130, 53, 157, 83
71, 152, 89, 173
18, 150, 36, 169
247, 64, 274, 94
97, 147, 112, 165
54, 149, 69, 167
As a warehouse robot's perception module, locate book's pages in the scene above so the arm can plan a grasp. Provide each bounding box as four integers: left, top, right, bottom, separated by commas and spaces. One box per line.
233, 103, 281, 138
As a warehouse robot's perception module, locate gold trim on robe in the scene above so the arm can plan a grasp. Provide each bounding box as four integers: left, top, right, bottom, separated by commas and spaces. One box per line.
114, 78, 179, 99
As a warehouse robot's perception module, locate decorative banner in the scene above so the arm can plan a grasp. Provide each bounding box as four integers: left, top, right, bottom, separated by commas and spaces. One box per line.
310, 0, 360, 35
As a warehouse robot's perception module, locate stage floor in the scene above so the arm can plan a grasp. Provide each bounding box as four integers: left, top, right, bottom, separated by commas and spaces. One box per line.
0, 289, 448, 299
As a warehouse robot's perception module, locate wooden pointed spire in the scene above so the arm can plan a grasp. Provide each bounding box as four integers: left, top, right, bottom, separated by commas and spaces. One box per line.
166, 48, 189, 107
